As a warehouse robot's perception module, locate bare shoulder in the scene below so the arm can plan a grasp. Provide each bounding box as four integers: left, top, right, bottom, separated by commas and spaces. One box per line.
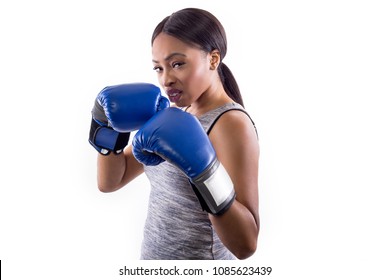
209, 109, 258, 150
208, 109, 259, 179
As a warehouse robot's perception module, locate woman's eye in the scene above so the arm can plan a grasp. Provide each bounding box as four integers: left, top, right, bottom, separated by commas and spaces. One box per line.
153, 66, 162, 73
172, 62, 184, 68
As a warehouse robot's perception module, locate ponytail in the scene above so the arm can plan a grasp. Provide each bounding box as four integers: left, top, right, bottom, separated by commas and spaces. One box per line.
219, 63, 244, 108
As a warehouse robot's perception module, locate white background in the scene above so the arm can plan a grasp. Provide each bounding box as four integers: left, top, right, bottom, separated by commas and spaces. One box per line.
1, 0, 389, 279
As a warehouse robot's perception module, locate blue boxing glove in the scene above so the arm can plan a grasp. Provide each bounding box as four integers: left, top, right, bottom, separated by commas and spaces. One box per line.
132, 107, 236, 215
89, 83, 169, 155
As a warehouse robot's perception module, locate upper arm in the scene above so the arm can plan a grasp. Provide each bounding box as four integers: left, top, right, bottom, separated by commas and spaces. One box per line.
208, 110, 260, 225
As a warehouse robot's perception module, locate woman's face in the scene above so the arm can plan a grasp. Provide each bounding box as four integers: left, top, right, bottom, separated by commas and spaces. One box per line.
152, 33, 214, 107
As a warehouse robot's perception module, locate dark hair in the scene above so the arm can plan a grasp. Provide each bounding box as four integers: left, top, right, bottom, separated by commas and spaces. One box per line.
151, 8, 244, 107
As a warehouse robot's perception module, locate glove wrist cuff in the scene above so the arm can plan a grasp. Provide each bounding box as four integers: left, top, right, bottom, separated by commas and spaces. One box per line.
89, 118, 130, 155
191, 159, 236, 215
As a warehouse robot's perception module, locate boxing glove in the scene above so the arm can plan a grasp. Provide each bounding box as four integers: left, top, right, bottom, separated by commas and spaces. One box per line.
132, 107, 236, 215
89, 83, 169, 155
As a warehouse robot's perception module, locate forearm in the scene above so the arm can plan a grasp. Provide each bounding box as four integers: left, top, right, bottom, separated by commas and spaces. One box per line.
210, 200, 259, 260
97, 153, 127, 192
97, 145, 145, 192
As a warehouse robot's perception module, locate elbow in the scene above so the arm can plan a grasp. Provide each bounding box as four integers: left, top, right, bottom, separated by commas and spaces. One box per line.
234, 238, 258, 260
97, 174, 126, 193
97, 182, 121, 193
233, 224, 260, 260
98, 185, 112, 193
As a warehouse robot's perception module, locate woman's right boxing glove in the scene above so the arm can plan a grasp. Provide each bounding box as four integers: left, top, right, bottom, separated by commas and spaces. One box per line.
89, 83, 169, 155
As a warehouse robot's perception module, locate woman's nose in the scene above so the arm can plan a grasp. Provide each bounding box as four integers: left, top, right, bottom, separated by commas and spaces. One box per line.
161, 70, 176, 87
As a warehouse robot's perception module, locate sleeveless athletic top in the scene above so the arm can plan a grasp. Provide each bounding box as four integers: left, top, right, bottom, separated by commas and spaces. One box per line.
141, 103, 255, 260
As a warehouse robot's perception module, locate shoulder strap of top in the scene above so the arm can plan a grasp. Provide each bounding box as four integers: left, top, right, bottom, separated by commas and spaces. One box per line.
206, 108, 258, 138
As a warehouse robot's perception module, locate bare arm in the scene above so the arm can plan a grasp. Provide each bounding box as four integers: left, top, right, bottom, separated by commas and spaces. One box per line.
97, 145, 144, 192
208, 110, 260, 259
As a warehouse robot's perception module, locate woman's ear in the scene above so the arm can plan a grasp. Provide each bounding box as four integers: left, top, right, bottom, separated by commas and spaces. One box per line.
209, 50, 221, 70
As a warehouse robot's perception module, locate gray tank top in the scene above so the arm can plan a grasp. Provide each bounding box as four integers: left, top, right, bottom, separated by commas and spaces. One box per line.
141, 103, 253, 260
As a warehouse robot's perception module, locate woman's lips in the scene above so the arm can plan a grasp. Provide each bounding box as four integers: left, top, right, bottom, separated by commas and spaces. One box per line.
166, 88, 182, 103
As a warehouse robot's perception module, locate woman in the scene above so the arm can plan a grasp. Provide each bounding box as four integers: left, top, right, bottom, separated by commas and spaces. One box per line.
93, 8, 259, 260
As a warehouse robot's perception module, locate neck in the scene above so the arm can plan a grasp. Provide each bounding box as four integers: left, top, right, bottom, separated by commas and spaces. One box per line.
187, 83, 233, 117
